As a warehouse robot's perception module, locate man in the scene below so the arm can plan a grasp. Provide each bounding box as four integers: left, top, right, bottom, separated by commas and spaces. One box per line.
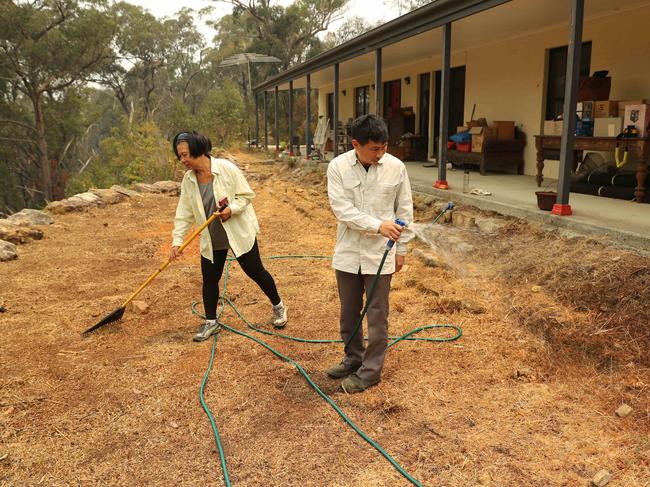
326, 114, 414, 393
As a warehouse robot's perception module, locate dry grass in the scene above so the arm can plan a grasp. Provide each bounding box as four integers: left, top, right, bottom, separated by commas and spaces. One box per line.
1, 151, 648, 486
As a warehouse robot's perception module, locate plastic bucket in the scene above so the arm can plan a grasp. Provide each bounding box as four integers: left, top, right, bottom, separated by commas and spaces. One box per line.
535, 191, 557, 211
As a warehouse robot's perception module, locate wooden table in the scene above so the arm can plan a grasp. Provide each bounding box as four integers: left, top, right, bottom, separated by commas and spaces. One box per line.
534, 135, 649, 203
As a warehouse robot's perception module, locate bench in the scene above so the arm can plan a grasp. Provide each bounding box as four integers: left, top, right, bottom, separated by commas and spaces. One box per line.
447, 134, 526, 175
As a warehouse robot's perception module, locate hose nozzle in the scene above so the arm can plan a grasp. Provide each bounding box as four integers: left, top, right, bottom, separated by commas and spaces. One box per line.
387, 218, 408, 248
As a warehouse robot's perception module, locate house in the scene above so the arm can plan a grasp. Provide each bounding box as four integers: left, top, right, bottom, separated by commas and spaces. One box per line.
253, 0, 650, 213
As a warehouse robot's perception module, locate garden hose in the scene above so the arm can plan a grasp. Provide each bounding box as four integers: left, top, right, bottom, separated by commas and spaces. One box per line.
196, 205, 461, 486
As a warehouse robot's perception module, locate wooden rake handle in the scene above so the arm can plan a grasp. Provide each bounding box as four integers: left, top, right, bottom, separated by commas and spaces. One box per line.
120, 211, 222, 308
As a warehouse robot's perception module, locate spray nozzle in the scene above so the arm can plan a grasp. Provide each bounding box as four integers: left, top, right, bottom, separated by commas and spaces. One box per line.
446, 202, 454, 210
387, 218, 408, 248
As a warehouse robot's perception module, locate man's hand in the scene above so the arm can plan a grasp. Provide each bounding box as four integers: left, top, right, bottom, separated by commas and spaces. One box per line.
219, 207, 232, 222
395, 255, 405, 272
379, 220, 404, 241
169, 246, 181, 261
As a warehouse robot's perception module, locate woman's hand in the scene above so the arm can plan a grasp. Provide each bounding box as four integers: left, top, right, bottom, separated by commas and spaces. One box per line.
169, 246, 181, 261
219, 207, 232, 222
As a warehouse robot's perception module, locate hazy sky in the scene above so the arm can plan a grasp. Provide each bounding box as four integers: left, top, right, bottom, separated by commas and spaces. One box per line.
125, 0, 401, 40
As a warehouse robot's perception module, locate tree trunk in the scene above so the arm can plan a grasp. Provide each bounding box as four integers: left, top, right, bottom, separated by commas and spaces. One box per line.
32, 94, 52, 203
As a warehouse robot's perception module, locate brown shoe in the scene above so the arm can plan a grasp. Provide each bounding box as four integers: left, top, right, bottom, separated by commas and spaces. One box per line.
325, 362, 359, 379
341, 374, 377, 393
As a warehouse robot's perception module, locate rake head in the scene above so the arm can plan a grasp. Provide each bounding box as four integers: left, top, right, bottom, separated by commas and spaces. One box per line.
82, 306, 126, 337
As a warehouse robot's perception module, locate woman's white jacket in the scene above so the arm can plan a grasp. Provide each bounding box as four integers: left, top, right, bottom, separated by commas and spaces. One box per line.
172, 157, 259, 261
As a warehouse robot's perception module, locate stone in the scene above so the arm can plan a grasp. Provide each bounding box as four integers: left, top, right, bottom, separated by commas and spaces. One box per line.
412, 248, 446, 268
110, 185, 141, 198
7, 209, 53, 226
68, 192, 105, 208
0, 220, 43, 244
134, 183, 162, 194
89, 188, 126, 205
0, 240, 17, 261
615, 403, 632, 418
129, 300, 149, 314
152, 180, 180, 195
45, 199, 87, 214
475, 217, 507, 234
531, 285, 542, 293
591, 469, 612, 487
452, 211, 476, 228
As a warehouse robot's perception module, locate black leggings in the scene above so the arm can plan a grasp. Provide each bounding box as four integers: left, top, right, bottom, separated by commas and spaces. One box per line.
201, 239, 280, 320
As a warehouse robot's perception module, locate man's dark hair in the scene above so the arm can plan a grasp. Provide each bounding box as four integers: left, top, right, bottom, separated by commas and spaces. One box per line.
172, 131, 212, 159
350, 114, 389, 145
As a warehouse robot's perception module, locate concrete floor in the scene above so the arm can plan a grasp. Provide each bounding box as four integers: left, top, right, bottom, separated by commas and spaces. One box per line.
405, 161, 650, 252
270, 146, 650, 251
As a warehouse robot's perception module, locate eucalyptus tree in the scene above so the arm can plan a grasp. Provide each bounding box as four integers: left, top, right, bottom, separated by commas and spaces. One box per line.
0, 0, 115, 203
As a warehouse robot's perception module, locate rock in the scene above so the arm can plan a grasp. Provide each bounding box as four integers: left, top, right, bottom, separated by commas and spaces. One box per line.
423, 196, 436, 206
0, 220, 43, 244
89, 188, 126, 205
152, 180, 180, 195
412, 248, 446, 268
110, 185, 141, 198
45, 199, 87, 214
68, 192, 105, 208
511, 367, 534, 380
615, 403, 632, 418
475, 217, 507, 234
7, 209, 53, 226
452, 211, 476, 228
0, 240, 17, 261
591, 469, 612, 487
134, 183, 161, 194
531, 285, 542, 293
129, 300, 149, 314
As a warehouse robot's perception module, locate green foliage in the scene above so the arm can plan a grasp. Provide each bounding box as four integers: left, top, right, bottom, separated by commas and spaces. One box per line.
197, 81, 247, 148
66, 120, 177, 196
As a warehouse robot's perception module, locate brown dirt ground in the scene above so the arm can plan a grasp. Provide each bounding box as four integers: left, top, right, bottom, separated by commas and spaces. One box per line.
1, 151, 648, 486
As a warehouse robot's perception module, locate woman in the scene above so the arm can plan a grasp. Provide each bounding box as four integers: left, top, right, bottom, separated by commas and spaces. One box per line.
170, 131, 287, 341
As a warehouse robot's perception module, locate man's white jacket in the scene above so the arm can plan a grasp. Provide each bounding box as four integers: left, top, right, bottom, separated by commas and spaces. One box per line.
327, 150, 414, 275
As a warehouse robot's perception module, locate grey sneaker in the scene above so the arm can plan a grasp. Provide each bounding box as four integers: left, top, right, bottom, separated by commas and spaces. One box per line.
325, 362, 360, 379
341, 374, 377, 393
193, 321, 220, 342
271, 301, 287, 329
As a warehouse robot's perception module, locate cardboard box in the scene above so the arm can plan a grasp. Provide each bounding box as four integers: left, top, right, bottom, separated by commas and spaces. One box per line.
624, 104, 650, 138
594, 101, 618, 118
618, 99, 647, 118
470, 126, 497, 152
577, 76, 611, 101
466, 118, 487, 128
493, 121, 515, 140
543, 120, 563, 135
593, 117, 623, 137
456, 126, 468, 133
577, 101, 594, 120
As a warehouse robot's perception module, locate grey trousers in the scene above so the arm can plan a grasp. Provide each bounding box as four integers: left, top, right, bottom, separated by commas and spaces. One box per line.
336, 270, 392, 384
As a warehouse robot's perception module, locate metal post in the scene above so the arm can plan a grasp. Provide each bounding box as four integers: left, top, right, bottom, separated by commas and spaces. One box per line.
306, 73, 312, 156
289, 80, 294, 155
434, 22, 451, 189
274, 85, 280, 151
254, 93, 259, 148
375, 48, 382, 117
263, 91, 268, 149
553, 0, 584, 216
334, 63, 340, 157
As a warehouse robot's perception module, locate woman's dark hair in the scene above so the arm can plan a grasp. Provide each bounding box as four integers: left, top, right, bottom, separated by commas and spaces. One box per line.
172, 131, 212, 158
350, 114, 389, 145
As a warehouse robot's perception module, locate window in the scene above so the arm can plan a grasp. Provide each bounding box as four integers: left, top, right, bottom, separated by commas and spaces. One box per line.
326, 93, 334, 123
355, 86, 370, 118
383, 79, 401, 118
545, 42, 592, 120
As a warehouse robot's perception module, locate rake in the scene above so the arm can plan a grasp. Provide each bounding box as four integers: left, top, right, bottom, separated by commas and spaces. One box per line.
82, 209, 223, 336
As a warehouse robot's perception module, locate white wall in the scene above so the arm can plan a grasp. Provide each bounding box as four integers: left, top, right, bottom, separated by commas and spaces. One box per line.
317, 4, 650, 176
